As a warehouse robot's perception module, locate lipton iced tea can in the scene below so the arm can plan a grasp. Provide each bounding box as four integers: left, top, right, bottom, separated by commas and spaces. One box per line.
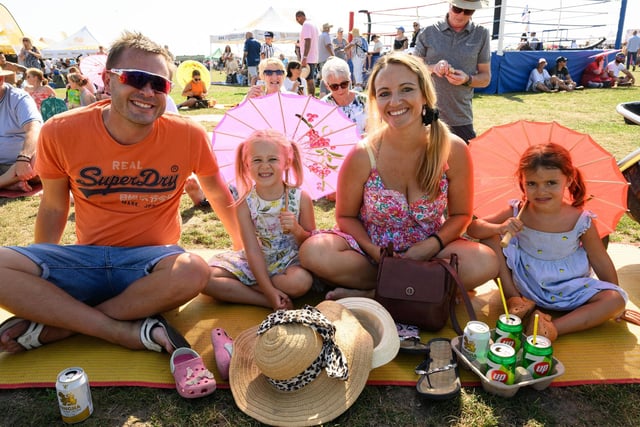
56, 367, 93, 424
521, 335, 554, 379
486, 343, 516, 385
462, 321, 491, 366
493, 314, 523, 353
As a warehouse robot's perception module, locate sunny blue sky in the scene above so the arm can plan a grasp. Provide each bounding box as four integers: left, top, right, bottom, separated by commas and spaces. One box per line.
5, 0, 638, 56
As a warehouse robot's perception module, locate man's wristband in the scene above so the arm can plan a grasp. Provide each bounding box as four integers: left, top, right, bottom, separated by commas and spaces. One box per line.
16, 154, 31, 161
462, 74, 473, 87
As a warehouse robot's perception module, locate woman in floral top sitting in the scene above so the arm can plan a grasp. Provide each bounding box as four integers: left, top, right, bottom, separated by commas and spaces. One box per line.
299, 53, 498, 299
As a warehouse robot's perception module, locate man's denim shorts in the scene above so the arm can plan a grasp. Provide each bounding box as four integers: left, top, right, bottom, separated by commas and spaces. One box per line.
8, 244, 185, 306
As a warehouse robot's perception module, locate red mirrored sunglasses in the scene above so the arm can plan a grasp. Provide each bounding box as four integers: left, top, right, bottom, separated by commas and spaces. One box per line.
108, 68, 173, 94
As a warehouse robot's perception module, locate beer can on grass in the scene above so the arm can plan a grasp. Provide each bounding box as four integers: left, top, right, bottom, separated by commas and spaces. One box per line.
56, 367, 93, 424
493, 314, 523, 353
486, 343, 517, 385
462, 321, 491, 365
521, 335, 554, 379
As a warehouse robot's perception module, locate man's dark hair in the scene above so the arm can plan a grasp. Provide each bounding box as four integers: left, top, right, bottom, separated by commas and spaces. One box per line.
106, 31, 175, 79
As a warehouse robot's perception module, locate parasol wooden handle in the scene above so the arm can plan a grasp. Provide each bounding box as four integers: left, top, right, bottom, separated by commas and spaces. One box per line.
500, 201, 527, 248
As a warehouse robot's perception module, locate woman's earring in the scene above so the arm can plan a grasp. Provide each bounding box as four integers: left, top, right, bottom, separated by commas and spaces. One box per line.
422, 105, 439, 126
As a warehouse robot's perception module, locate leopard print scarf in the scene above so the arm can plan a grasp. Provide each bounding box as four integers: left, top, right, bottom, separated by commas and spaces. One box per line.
257, 305, 349, 391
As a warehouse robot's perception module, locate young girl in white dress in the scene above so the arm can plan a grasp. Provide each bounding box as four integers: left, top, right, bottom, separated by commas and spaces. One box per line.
467, 143, 627, 341
205, 130, 316, 310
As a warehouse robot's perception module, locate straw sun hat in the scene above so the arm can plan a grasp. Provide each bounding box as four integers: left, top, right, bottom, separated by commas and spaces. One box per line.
229, 300, 375, 426
449, 0, 488, 10
300, 65, 310, 79
0, 67, 14, 78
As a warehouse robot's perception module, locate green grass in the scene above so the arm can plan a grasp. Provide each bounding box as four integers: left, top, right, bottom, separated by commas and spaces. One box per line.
2, 72, 640, 426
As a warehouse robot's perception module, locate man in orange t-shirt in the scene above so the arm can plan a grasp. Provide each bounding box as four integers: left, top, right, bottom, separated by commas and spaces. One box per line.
0, 32, 241, 355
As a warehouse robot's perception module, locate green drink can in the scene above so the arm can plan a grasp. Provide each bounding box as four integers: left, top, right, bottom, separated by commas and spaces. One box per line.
486, 343, 516, 385
521, 335, 554, 379
493, 314, 523, 353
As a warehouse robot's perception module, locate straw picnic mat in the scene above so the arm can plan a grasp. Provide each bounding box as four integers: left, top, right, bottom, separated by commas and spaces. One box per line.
0, 244, 638, 390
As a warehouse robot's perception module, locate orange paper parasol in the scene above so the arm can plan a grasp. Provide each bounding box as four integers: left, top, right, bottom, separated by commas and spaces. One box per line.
469, 120, 628, 237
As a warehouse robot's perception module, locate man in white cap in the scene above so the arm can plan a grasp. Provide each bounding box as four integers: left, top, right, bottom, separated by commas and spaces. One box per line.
260, 31, 275, 61
414, 0, 491, 143
0, 67, 41, 192
526, 57, 560, 93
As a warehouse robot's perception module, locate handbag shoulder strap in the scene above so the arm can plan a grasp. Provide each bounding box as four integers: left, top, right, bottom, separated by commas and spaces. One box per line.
432, 254, 477, 335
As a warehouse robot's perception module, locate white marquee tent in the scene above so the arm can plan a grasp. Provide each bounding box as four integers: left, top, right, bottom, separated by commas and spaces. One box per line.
209, 7, 300, 44
42, 26, 102, 59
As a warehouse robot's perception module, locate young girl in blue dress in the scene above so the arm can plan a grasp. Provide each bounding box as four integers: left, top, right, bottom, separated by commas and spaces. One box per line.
467, 143, 627, 341
205, 130, 316, 310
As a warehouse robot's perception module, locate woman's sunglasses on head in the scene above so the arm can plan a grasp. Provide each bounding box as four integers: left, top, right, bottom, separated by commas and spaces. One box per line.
108, 69, 173, 94
328, 81, 350, 91
451, 6, 475, 15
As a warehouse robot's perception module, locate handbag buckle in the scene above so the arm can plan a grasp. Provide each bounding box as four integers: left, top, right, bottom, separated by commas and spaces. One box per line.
405, 286, 415, 296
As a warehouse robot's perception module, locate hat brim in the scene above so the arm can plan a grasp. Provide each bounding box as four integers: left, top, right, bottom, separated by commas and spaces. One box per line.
336, 297, 399, 369
0, 70, 14, 77
230, 301, 373, 427
449, 0, 488, 10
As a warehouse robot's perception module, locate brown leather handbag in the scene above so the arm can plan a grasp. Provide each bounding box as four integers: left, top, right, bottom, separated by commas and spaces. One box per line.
374, 244, 476, 335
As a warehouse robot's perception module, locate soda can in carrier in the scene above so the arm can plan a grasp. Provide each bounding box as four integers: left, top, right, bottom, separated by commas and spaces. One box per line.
486, 343, 517, 385
461, 320, 491, 365
493, 314, 523, 353
56, 367, 93, 424
521, 335, 554, 379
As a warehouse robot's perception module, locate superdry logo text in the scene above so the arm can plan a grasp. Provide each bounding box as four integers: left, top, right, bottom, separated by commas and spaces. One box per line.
76, 166, 179, 198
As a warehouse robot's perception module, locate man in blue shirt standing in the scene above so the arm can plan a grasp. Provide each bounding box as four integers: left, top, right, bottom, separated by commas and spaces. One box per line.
626, 30, 640, 71
243, 32, 261, 86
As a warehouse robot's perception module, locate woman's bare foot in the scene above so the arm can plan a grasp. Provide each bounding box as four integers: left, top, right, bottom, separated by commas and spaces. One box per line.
184, 177, 207, 206
325, 287, 375, 300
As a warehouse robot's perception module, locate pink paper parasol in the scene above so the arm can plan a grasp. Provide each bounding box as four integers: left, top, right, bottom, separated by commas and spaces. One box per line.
79, 54, 107, 91
212, 91, 360, 200
469, 120, 628, 238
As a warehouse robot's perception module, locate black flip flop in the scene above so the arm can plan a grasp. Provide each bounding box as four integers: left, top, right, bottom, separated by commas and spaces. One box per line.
140, 315, 190, 353
397, 323, 429, 355
399, 336, 429, 355
415, 338, 461, 400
